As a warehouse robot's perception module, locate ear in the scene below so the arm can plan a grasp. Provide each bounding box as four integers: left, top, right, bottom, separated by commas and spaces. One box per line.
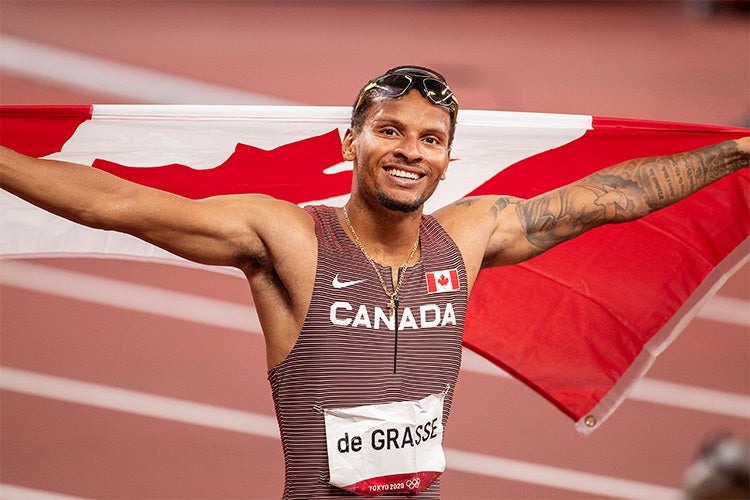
342, 128, 356, 162
439, 150, 451, 180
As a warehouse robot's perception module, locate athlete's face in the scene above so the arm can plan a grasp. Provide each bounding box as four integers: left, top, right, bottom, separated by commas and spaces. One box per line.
343, 90, 451, 213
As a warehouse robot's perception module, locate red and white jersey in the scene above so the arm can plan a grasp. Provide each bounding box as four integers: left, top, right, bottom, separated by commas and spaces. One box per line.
268, 205, 467, 499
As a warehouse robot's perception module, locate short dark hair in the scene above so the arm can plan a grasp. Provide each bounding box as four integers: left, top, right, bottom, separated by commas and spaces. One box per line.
351, 66, 458, 147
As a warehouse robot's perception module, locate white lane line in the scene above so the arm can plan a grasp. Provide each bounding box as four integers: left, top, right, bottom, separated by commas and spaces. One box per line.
0, 34, 292, 105
445, 449, 682, 500
0, 260, 262, 333
631, 377, 750, 418
696, 294, 749, 327
0, 366, 279, 438
460, 350, 750, 419
0, 483, 91, 500
0, 367, 681, 500
1, 260, 748, 418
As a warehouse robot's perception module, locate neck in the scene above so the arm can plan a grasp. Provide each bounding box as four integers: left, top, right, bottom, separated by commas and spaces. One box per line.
341, 202, 421, 268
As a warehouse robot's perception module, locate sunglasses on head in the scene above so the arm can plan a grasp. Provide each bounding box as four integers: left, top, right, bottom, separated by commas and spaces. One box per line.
354, 71, 458, 121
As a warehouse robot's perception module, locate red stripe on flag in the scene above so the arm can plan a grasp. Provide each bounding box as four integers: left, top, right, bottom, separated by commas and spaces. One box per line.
449, 269, 459, 290
426, 273, 437, 293
463, 118, 750, 423
0, 105, 92, 158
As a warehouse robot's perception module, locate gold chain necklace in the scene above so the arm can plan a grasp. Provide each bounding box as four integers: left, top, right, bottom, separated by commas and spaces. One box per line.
342, 206, 419, 317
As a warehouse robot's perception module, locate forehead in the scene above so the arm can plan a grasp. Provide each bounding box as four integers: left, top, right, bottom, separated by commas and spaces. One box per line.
364, 90, 452, 135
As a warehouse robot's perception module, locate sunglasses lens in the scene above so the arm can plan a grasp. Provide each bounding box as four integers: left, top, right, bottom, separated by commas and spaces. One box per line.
422, 78, 453, 105
374, 74, 413, 98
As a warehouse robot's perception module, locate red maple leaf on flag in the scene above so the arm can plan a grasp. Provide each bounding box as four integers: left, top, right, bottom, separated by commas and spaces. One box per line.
92, 129, 350, 203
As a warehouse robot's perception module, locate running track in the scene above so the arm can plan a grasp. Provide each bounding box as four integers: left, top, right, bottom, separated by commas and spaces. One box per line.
0, 2, 748, 499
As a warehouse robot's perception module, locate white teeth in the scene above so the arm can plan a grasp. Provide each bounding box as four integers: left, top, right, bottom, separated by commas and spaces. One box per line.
388, 168, 419, 180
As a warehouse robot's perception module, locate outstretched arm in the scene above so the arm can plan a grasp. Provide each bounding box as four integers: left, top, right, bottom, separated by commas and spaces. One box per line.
505, 138, 750, 260
0, 145, 303, 269
437, 138, 749, 279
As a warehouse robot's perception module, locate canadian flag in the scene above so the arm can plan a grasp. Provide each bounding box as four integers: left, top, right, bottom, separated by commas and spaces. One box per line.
1, 105, 747, 433
425, 269, 460, 294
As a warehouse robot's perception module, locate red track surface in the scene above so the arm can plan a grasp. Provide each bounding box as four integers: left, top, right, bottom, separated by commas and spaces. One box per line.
1, 2, 748, 499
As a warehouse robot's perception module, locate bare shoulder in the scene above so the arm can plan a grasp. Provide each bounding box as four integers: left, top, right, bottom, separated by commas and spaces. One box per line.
225, 195, 316, 273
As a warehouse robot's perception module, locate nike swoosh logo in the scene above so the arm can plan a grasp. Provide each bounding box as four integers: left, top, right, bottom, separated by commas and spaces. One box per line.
332, 274, 367, 289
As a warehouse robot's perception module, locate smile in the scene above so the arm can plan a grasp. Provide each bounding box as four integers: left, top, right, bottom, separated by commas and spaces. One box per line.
387, 168, 420, 180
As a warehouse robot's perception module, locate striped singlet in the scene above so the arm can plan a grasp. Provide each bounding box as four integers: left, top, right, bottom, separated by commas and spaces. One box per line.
268, 206, 468, 499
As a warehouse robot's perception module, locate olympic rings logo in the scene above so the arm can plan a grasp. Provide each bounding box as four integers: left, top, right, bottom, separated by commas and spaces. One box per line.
405, 478, 421, 490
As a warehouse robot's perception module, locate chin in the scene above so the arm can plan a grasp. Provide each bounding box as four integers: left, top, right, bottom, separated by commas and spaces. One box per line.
376, 192, 423, 213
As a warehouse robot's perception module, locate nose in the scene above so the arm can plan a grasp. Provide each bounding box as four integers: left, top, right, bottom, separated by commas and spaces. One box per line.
393, 135, 422, 163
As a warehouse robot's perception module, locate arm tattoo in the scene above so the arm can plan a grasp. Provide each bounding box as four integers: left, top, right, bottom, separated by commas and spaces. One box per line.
462, 139, 747, 260
515, 140, 748, 252
517, 176, 639, 251
623, 140, 748, 211
491, 196, 511, 219
454, 197, 480, 208
454, 195, 514, 220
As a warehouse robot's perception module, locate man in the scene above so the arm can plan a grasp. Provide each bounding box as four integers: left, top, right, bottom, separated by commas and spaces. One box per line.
1, 66, 748, 499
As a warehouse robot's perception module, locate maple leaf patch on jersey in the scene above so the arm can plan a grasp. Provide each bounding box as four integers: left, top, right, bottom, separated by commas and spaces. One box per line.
425, 269, 460, 294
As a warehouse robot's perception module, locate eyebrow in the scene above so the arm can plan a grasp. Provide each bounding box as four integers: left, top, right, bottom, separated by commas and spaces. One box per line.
370, 114, 450, 140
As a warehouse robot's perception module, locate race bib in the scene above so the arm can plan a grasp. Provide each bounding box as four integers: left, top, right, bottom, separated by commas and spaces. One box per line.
323, 392, 446, 497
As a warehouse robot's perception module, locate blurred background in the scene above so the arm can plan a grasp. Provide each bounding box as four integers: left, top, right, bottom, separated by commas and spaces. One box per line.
1, 1, 748, 499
